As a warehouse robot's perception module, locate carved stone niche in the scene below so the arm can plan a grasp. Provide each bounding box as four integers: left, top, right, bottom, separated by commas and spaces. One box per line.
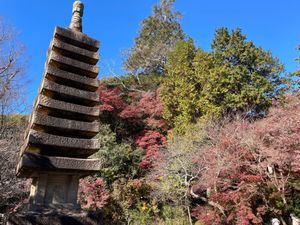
29, 173, 80, 211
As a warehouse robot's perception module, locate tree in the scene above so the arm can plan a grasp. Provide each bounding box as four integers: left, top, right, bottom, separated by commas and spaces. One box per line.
97, 82, 168, 170
199, 28, 284, 116
161, 28, 285, 133
153, 94, 300, 224
95, 80, 169, 223
0, 17, 27, 119
287, 44, 300, 93
92, 123, 144, 186
0, 17, 29, 213
160, 39, 201, 132
148, 122, 208, 225
190, 105, 300, 225
124, 0, 185, 75
0, 115, 30, 213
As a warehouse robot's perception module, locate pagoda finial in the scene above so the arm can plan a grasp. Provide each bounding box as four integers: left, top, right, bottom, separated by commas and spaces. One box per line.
69, 0, 84, 32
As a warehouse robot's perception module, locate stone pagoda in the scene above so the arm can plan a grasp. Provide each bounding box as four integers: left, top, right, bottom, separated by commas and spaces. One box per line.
7, 1, 103, 224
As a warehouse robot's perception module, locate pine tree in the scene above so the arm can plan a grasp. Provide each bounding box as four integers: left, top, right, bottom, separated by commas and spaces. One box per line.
124, 0, 185, 75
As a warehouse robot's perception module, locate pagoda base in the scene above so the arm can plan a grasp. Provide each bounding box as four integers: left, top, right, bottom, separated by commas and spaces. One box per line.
15, 153, 102, 210
6, 209, 103, 225
28, 173, 80, 211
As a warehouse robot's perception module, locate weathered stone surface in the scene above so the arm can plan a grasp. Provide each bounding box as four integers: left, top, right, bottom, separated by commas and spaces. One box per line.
25, 173, 80, 209
45, 65, 99, 92
35, 95, 99, 122
51, 38, 99, 65
21, 130, 99, 157
69, 0, 84, 32
17, 153, 102, 177
54, 26, 99, 52
30, 111, 99, 138
48, 51, 99, 78
6, 210, 103, 225
14, 2, 103, 220
41, 79, 99, 106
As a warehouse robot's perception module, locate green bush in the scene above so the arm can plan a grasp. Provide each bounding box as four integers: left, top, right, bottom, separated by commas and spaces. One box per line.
92, 123, 144, 185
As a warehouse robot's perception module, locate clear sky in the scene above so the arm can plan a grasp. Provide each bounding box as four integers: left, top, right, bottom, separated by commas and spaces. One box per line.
1, 0, 300, 111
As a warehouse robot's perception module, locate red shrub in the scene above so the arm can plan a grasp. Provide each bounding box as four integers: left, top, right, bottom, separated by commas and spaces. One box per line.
98, 83, 168, 169
139, 89, 164, 117
119, 105, 142, 119
98, 83, 126, 113
135, 130, 167, 169
79, 177, 109, 211
192, 206, 222, 225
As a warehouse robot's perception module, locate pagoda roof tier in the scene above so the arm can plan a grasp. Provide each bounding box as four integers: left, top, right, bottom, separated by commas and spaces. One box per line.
17, 153, 102, 178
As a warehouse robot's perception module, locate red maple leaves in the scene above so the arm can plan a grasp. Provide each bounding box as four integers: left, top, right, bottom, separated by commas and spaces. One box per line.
98, 84, 125, 112
78, 177, 109, 211
192, 96, 300, 224
135, 130, 167, 169
97, 83, 168, 169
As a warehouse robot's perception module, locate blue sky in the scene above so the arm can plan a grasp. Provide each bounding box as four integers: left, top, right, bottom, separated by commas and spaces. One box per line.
1, 0, 300, 110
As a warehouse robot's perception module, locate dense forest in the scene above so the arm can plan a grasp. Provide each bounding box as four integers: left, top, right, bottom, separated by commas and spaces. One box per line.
1, 0, 300, 224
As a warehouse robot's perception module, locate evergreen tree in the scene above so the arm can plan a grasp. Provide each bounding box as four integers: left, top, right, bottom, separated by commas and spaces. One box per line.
124, 0, 185, 75
161, 39, 199, 131
199, 28, 284, 116
287, 45, 300, 92
161, 28, 284, 133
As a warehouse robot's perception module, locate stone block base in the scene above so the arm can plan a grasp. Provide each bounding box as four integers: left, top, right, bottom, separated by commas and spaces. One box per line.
6, 210, 102, 225
28, 173, 80, 211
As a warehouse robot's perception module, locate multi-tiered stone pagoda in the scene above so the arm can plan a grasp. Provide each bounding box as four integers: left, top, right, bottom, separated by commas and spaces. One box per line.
7, 1, 103, 224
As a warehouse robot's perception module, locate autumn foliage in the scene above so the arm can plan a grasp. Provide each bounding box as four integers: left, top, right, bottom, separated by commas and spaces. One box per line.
188, 95, 300, 224
95, 69, 300, 225
96, 79, 170, 223
78, 177, 109, 211
98, 83, 167, 170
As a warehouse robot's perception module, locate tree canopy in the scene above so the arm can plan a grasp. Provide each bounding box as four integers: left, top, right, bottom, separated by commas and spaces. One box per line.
161, 28, 285, 133
124, 0, 185, 75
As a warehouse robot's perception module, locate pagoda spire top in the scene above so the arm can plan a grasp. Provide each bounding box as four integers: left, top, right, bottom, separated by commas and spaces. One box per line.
69, 0, 84, 32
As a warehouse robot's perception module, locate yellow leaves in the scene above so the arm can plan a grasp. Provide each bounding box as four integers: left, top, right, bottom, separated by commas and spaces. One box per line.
195, 221, 205, 225
141, 201, 148, 211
